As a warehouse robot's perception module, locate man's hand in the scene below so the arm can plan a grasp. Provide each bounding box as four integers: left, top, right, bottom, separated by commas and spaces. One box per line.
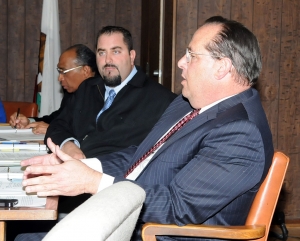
21, 138, 63, 168
26, 121, 49, 134
9, 113, 29, 129
61, 141, 86, 159
22, 138, 102, 196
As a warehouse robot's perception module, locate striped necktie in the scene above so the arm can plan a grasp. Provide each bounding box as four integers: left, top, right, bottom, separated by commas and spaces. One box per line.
96, 89, 116, 121
124, 109, 199, 177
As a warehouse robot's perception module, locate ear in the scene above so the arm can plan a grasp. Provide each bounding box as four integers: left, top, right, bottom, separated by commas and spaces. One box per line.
82, 65, 92, 78
129, 50, 136, 65
214, 57, 233, 80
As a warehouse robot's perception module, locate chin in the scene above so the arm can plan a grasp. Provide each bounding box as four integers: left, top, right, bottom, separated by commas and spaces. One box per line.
181, 86, 188, 97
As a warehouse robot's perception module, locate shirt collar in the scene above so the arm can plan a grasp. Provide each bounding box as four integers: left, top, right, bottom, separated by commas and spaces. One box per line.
199, 95, 235, 114
104, 66, 137, 100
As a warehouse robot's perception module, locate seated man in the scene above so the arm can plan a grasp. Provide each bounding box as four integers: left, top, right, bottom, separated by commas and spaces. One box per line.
19, 16, 274, 241
45, 26, 177, 159
9, 44, 98, 134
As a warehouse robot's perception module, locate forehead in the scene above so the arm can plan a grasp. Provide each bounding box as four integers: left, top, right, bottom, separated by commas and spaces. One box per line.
58, 49, 77, 66
97, 32, 126, 49
189, 24, 221, 50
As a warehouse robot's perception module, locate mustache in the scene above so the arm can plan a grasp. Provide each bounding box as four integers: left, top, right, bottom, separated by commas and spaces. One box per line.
103, 64, 118, 70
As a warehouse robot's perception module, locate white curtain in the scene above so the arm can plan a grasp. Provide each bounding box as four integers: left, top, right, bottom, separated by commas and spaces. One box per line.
39, 0, 62, 117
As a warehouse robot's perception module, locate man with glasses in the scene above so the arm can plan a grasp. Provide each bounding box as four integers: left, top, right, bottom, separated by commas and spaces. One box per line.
9, 44, 97, 134
18, 16, 273, 241
45, 26, 176, 160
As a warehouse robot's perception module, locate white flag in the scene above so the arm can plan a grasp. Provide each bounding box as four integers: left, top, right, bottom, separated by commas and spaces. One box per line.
39, 0, 62, 117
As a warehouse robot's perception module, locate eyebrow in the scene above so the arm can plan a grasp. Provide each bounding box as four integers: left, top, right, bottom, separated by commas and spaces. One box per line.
97, 46, 122, 52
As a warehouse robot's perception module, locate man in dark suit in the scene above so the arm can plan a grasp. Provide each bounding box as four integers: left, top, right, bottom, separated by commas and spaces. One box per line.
19, 16, 274, 241
45, 26, 176, 159
9, 44, 98, 134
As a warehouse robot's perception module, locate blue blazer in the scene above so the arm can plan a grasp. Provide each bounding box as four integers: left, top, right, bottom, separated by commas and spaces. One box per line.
100, 88, 274, 241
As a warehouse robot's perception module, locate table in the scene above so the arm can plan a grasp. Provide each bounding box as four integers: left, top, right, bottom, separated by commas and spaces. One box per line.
0, 196, 58, 241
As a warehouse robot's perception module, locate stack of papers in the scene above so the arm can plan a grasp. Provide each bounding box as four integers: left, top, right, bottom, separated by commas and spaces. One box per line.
0, 144, 48, 166
0, 166, 46, 207
0, 127, 48, 207
0, 126, 45, 141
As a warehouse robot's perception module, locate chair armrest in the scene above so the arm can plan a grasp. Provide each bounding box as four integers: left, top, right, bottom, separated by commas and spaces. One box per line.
142, 223, 265, 241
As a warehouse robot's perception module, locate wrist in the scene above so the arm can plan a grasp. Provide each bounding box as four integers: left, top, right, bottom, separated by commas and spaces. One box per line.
85, 170, 102, 194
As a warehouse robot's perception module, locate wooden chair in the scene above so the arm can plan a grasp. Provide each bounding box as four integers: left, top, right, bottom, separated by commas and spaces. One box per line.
142, 151, 289, 241
2, 101, 38, 123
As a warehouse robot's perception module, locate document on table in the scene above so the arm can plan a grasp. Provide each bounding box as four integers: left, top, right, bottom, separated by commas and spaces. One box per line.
0, 126, 45, 141
0, 179, 46, 207
0, 166, 24, 179
0, 148, 48, 166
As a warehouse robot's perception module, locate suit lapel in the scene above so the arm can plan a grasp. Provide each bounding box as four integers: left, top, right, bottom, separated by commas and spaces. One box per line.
145, 88, 254, 161
131, 96, 191, 162
152, 105, 218, 159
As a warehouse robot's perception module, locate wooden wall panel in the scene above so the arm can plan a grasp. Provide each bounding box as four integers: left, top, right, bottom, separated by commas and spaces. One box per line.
71, 0, 95, 51
24, 0, 42, 102
0, 0, 7, 101
7, 0, 25, 101
115, 0, 142, 64
277, 0, 300, 219
94, 0, 117, 42
197, 0, 231, 26
174, 0, 198, 94
58, 0, 72, 52
253, 0, 282, 149
230, 0, 253, 31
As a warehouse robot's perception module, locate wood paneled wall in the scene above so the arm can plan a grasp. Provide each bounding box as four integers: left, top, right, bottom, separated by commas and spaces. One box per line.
173, 0, 300, 220
0, 0, 43, 102
0, 0, 299, 220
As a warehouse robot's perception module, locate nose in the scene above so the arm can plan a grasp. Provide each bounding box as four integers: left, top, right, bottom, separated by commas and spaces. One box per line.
178, 55, 186, 70
105, 52, 113, 64
58, 73, 64, 82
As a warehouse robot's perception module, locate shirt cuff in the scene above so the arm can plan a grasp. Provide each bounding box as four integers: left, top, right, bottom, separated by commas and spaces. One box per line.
28, 118, 35, 123
60, 137, 80, 149
80, 158, 115, 193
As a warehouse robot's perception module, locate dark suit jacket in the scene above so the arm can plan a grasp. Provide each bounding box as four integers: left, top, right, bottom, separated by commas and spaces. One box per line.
100, 88, 274, 241
46, 67, 176, 158
33, 91, 72, 124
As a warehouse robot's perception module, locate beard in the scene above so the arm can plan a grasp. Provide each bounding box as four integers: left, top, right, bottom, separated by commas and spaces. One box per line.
103, 75, 122, 87
102, 64, 122, 87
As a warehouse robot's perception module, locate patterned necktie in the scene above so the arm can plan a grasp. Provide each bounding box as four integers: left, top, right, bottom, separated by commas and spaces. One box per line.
96, 89, 116, 121
124, 109, 199, 177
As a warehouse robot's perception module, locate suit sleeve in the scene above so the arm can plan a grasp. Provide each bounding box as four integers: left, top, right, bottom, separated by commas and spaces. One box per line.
110, 120, 266, 226
33, 92, 71, 124
99, 145, 138, 177
45, 95, 75, 146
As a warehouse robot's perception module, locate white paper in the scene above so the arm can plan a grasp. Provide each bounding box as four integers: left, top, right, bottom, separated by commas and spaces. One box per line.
0, 143, 47, 151
0, 166, 25, 179
0, 150, 48, 166
0, 126, 45, 141
0, 179, 46, 207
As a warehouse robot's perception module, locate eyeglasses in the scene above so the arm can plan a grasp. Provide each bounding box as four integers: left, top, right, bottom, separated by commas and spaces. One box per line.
186, 48, 212, 63
56, 65, 83, 75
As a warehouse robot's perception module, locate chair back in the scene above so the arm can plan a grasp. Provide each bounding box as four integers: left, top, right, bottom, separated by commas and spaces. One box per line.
43, 181, 146, 241
245, 151, 289, 241
2, 101, 38, 122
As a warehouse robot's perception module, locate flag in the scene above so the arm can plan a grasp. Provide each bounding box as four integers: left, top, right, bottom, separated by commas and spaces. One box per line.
38, 0, 62, 117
